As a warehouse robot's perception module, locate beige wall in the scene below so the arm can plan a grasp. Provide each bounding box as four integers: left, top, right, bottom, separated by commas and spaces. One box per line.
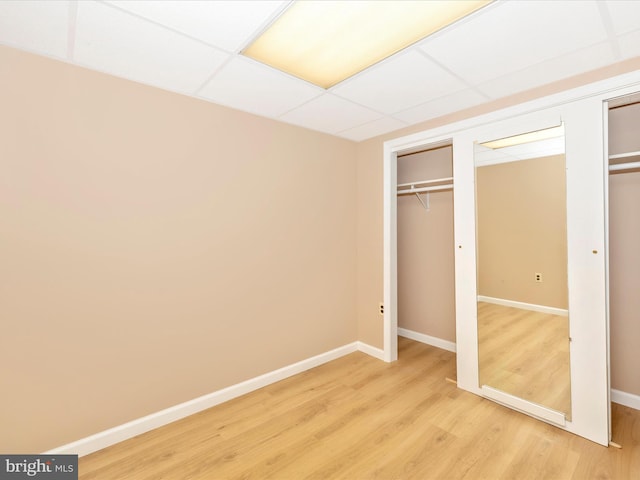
355, 139, 385, 348
608, 103, 640, 396
397, 148, 455, 341
0, 45, 357, 453
476, 155, 568, 309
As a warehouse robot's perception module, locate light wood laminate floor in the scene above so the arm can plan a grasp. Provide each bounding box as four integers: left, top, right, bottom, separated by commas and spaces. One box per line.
79, 338, 639, 479
477, 302, 571, 417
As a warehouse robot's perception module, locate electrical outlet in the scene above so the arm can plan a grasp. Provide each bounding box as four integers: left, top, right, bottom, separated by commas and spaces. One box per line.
379, 303, 384, 315
535, 272, 543, 283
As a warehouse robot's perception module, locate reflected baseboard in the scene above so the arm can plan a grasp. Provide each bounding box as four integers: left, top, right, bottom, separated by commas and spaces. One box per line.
398, 328, 456, 353
612, 389, 640, 411
477, 295, 568, 316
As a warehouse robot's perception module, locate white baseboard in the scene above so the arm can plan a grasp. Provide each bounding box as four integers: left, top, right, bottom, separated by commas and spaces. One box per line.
611, 388, 640, 411
477, 295, 568, 316
397, 327, 456, 353
46, 341, 362, 457
357, 341, 385, 360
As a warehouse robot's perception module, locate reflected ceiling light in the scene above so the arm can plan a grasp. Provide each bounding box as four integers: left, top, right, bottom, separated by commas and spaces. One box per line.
242, 0, 491, 89
480, 124, 565, 149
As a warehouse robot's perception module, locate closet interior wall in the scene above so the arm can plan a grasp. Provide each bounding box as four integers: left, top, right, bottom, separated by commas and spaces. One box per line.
608, 101, 640, 399
397, 147, 455, 344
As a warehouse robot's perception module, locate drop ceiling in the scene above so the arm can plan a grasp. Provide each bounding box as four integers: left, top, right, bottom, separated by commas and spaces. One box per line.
1, 0, 639, 142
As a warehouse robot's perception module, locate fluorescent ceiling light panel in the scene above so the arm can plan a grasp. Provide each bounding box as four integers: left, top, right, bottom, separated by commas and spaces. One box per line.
480, 124, 565, 149
243, 0, 490, 89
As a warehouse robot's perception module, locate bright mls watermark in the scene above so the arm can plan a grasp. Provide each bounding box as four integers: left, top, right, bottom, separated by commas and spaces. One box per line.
0, 455, 77, 479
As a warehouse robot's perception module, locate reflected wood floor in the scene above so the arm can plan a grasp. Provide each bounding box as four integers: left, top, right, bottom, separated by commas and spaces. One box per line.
79, 338, 639, 479
477, 302, 571, 416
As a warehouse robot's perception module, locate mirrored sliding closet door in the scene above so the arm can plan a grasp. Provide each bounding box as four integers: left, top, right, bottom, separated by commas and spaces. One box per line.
474, 125, 571, 421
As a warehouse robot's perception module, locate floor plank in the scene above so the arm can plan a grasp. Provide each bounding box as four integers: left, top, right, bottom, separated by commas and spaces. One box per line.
79, 338, 639, 479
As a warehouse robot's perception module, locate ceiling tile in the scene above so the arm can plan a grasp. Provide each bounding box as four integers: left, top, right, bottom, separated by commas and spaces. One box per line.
605, 0, 640, 35
337, 117, 409, 142
198, 57, 322, 118
618, 28, 640, 60
420, 1, 608, 86
393, 89, 488, 125
75, 1, 228, 94
279, 94, 383, 135
476, 41, 616, 99
0, 0, 69, 59
332, 50, 468, 115
105, 0, 288, 53
2, 0, 637, 144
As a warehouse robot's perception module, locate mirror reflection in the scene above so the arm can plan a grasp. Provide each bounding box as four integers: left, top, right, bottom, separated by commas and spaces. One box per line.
475, 125, 571, 417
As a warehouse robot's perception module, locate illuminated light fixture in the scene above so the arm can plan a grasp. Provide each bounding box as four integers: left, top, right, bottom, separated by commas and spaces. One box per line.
243, 0, 491, 89
480, 124, 565, 149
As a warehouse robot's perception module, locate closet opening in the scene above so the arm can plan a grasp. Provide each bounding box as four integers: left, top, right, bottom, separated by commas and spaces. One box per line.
606, 92, 640, 442
390, 140, 456, 360
397, 144, 456, 360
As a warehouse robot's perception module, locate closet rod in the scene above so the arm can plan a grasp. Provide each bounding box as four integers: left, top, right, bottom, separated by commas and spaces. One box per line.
609, 161, 640, 172
609, 151, 640, 160
397, 184, 453, 195
397, 177, 453, 188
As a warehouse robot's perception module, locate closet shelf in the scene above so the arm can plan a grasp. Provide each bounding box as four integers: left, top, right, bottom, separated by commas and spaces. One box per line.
397, 176, 453, 188
609, 151, 640, 173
